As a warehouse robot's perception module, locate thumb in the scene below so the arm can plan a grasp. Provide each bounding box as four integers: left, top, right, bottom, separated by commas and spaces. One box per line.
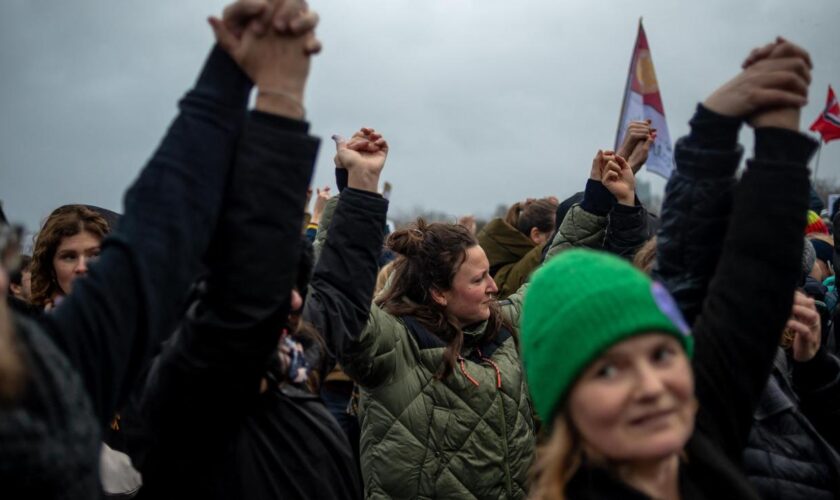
208, 17, 238, 54
332, 134, 348, 152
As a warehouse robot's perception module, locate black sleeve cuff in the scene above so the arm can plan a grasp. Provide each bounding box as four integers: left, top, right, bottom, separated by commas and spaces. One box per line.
193, 45, 253, 109
687, 103, 743, 150
753, 127, 818, 164
335, 168, 349, 192
250, 110, 310, 134
611, 203, 643, 215
343, 187, 384, 200
581, 179, 615, 216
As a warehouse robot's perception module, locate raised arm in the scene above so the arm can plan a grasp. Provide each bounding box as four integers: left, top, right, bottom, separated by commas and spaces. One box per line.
43, 44, 252, 426
544, 149, 651, 262
136, 0, 320, 454
687, 39, 816, 460
304, 129, 390, 385
43, 0, 319, 428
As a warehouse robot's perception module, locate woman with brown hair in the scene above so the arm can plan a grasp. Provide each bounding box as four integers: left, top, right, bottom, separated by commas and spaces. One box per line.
29, 204, 110, 309
307, 135, 535, 499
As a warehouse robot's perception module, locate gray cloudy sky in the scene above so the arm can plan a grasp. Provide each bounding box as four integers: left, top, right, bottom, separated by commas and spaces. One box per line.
1, 0, 839, 233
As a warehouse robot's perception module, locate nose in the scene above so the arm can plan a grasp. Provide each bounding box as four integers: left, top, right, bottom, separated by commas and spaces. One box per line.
75, 256, 89, 275
635, 362, 665, 400
487, 276, 498, 295
290, 289, 303, 312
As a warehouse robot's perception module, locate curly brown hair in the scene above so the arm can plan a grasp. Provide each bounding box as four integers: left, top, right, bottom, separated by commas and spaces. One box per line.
30, 205, 110, 308
376, 219, 510, 380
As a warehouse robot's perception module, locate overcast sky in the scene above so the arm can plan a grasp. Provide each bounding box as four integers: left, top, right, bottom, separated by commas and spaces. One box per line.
1, 0, 839, 233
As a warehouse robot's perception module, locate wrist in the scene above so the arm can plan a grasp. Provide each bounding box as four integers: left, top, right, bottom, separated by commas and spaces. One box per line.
750, 109, 801, 131
347, 170, 381, 193
616, 193, 636, 207
255, 86, 305, 120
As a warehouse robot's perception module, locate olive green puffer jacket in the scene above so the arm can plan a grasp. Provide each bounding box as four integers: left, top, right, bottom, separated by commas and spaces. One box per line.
342, 295, 535, 499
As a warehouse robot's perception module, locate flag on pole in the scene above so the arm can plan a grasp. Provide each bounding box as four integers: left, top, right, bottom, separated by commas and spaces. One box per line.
810, 85, 840, 144
615, 20, 673, 179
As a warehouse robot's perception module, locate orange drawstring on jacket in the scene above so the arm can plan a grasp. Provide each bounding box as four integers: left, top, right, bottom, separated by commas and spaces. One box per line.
477, 348, 502, 389
458, 355, 481, 386
458, 351, 503, 389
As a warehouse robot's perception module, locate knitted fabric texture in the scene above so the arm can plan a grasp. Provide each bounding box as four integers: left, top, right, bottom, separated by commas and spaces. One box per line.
805, 210, 829, 236
521, 249, 693, 423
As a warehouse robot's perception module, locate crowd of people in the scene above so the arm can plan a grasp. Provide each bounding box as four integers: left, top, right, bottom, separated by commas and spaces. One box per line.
1, 1, 839, 499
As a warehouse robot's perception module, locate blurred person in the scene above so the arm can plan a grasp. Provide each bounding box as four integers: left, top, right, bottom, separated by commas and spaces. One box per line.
808, 233, 835, 283
478, 197, 557, 298
8, 255, 31, 301
0, 1, 321, 498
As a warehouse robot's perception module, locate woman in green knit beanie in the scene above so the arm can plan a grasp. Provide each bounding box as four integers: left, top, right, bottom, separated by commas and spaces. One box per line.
521, 38, 816, 500
522, 249, 697, 498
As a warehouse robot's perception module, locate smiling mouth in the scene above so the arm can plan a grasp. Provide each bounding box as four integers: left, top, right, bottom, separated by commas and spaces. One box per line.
629, 408, 676, 426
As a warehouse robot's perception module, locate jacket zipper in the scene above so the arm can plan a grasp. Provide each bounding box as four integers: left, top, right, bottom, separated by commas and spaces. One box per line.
469, 347, 514, 496
497, 395, 513, 496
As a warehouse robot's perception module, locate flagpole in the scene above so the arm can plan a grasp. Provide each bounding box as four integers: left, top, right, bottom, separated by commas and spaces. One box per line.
614, 17, 643, 150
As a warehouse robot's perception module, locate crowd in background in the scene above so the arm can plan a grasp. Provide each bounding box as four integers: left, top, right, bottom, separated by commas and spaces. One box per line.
1, 1, 839, 499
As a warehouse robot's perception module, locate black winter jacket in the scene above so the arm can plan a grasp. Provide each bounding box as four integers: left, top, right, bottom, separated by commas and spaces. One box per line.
131, 110, 363, 500
568, 105, 814, 499
653, 105, 838, 499
744, 350, 840, 499
0, 46, 251, 498
304, 188, 389, 374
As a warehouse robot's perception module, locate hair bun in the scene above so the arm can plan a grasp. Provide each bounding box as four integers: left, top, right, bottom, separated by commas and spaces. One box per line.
387, 219, 428, 257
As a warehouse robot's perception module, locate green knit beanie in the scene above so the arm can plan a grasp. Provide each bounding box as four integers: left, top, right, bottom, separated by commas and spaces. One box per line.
521, 249, 693, 423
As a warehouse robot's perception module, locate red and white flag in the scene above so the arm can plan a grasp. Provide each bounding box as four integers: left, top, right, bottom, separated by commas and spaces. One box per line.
615, 20, 673, 179
810, 85, 840, 144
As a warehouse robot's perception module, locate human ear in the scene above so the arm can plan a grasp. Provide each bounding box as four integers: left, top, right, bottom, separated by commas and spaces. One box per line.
429, 288, 448, 307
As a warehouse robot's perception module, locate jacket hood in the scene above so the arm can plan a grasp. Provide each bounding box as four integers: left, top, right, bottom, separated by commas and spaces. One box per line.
477, 218, 535, 268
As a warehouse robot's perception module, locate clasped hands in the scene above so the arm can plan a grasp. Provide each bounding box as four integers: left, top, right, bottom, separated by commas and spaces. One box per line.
704, 37, 812, 130
209, 0, 322, 118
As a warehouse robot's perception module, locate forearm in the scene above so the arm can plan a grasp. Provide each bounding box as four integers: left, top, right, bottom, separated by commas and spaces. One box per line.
46, 46, 252, 424
605, 204, 651, 258
305, 188, 388, 363
141, 111, 318, 436
200, 111, 316, 324
544, 205, 606, 262
653, 104, 743, 323
692, 127, 814, 458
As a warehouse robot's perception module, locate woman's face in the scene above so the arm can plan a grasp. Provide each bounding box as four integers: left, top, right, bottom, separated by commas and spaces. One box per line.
434, 245, 498, 326
52, 230, 101, 296
569, 333, 695, 462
